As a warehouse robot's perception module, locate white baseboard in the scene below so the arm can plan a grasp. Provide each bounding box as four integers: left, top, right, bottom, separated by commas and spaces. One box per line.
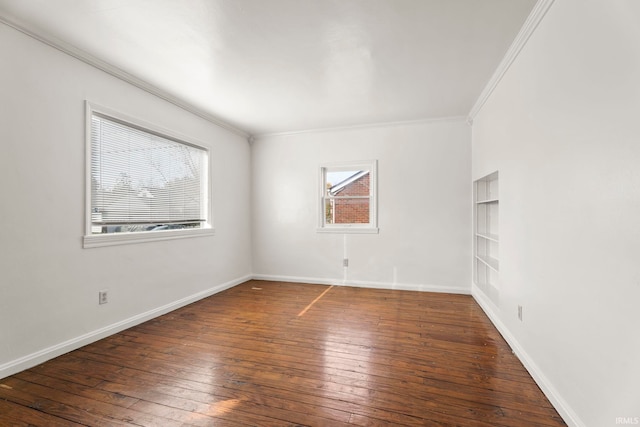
252, 273, 471, 295
471, 283, 585, 427
0, 274, 252, 380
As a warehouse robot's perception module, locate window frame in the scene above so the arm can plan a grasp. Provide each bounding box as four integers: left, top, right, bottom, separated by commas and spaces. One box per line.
317, 160, 378, 234
83, 101, 214, 248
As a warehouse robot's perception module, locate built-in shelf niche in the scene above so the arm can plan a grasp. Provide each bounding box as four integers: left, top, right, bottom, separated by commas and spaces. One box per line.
474, 171, 499, 304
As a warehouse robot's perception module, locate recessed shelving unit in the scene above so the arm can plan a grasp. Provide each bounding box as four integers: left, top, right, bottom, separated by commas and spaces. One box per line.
474, 171, 499, 305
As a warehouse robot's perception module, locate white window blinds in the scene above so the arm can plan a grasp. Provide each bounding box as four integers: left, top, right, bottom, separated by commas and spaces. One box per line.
90, 114, 207, 233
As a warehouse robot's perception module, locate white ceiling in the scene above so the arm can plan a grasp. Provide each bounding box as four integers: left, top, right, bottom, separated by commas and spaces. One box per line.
0, 0, 537, 136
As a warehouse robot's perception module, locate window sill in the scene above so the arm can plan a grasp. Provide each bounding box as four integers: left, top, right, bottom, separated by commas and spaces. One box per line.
83, 227, 215, 248
317, 227, 379, 234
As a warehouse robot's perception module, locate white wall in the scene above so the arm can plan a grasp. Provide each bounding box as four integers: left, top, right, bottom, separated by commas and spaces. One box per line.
0, 23, 252, 377
252, 120, 471, 293
471, 1, 640, 426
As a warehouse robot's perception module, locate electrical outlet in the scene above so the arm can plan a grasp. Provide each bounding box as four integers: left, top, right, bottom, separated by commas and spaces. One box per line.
99, 290, 108, 305
343, 258, 349, 267
517, 305, 523, 321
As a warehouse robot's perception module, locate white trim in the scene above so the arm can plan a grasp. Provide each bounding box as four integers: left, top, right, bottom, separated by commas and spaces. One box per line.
254, 116, 468, 139
84, 101, 93, 239
83, 227, 215, 249
0, 15, 249, 138
0, 274, 252, 380
84, 101, 215, 248
467, 0, 556, 122
252, 274, 471, 295
471, 283, 585, 427
316, 227, 379, 234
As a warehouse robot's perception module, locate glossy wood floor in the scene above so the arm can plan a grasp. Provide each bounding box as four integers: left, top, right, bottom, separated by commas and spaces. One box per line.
0, 281, 566, 426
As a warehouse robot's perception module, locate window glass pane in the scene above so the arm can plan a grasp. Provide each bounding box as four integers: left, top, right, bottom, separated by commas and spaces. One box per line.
326, 197, 370, 224
324, 168, 371, 224
326, 170, 361, 187
91, 114, 206, 234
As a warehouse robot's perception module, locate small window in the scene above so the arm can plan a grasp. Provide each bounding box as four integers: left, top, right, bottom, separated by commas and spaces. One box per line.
319, 160, 378, 233
84, 103, 212, 248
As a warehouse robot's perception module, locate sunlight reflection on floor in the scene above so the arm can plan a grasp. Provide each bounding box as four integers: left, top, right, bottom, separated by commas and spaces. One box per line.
204, 397, 244, 416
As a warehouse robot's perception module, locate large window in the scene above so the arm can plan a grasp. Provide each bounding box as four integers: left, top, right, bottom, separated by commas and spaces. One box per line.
318, 160, 378, 233
84, 103, 212, 248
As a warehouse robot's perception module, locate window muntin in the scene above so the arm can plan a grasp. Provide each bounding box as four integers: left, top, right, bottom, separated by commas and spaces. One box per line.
85, 103, 212, 247
319, 161, 378, 233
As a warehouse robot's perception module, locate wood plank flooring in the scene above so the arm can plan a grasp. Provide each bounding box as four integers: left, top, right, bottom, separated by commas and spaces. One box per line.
0, 281, 567, 426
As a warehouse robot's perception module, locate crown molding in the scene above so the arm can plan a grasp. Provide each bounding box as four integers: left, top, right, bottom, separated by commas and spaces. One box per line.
0, 14, 250, 139
467, 0, 556, 122
253, 115, 468, 140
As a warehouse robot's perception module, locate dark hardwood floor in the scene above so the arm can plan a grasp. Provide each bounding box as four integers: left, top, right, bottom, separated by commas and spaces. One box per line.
0, 280, 566, 426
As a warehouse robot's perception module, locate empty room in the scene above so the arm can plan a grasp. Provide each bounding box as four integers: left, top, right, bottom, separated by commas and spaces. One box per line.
0, 0, 638, 426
